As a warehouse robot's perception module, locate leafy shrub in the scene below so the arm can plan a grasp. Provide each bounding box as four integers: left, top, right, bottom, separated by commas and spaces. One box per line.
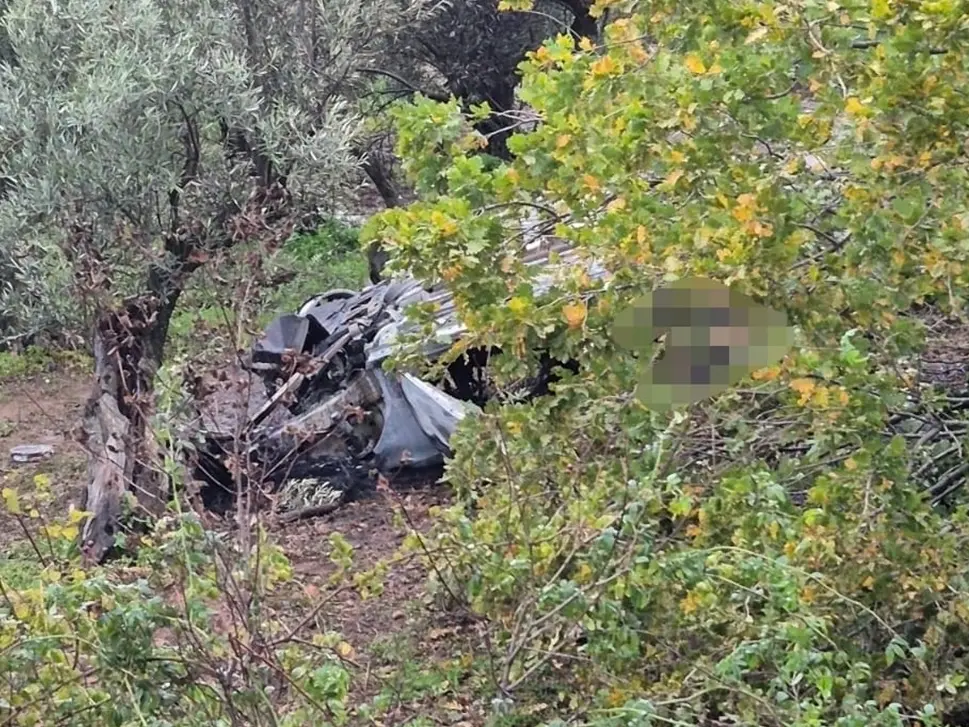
0, 472, 353, 727
285, 218, 363, 264
257, 219, 369, 322
367, 0, 969, 723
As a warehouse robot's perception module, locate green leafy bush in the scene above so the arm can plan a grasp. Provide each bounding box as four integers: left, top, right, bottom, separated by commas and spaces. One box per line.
164, 218, 367, 358
256, 218, 369, 323
285, 218, 363, 264
367, 0, 969, 723
0, 474, 353, 727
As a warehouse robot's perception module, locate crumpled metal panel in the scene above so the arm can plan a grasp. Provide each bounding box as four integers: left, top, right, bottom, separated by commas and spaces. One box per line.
400, 373, 479, 449
371, 368, 476, 471
251, 314, 313, 366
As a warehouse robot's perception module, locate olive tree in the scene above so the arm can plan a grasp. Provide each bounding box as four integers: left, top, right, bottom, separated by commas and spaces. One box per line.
0, 0, 435, 562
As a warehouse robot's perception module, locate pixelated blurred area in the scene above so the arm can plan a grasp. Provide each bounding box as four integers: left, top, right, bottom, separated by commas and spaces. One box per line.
612, 277, 794, 411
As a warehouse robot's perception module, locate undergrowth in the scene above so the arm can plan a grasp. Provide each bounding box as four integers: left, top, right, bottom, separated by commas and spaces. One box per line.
0, 347, 92, 382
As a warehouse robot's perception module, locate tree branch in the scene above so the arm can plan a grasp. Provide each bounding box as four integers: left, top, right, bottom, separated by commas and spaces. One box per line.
356, 66, 450, 103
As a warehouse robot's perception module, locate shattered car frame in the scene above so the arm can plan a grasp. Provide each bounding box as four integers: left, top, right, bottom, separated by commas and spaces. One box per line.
193, 238, 601, 513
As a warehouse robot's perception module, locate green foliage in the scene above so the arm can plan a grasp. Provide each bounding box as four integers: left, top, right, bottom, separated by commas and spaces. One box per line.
0, 474, 353, 727
365, 0, 969, 723
260, 219, 369, 322
0, 0, 375, 344
285, 218, 362, 264
0, 346, 92, 381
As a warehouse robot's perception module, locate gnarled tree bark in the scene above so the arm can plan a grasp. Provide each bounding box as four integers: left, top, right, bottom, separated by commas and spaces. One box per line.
78, 295, 172, 563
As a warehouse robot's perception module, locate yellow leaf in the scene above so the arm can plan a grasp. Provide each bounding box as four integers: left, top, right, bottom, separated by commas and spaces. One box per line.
789, 377, 816, 405
751, 365, 780, 381
745, 26, 769, 44
707, 62, 723, 75
606, 196, 626, 212
574, 563, 593, 584
555, 133, 572, 149
441, 264, 463, 282
628, 42, 649, 64
336, 641, 354, 657
636, 225, 648, 244
811, 384, 830, 409
736, 192, 758, 208
578, 36, 594, 52
750, 220, 774, 238
590, 55, 619, 76
663, 168, 685, 188
800, 585, 817, 604
732, 192, 759, 223
562, 301, 587, 329
68, 505, 90, 524
2, 488, 20, 515
837, 388, 850, 406
732, 206, 753, 224
430, 211, 458, 237
844, 96, 867, 116
684, 54, 706, 74
680, 591, 700, 614
844, 457, 858, 471
507, 296, 530, 316
871, 0, 892, 18
582, 174, 601, 192
862, 575, 875, 590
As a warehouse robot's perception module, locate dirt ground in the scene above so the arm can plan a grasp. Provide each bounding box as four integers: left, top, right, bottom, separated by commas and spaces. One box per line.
0, 372, 90, 549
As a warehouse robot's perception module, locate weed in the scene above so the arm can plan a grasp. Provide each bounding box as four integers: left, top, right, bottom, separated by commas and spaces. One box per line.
285, 217, 361, 263
0, 346, 91, 381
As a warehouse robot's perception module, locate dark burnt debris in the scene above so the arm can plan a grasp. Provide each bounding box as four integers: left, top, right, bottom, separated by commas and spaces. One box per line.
191, 269, 580, 519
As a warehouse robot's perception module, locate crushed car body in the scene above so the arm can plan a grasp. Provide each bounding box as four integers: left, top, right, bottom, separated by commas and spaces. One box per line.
192, 237, 607, 514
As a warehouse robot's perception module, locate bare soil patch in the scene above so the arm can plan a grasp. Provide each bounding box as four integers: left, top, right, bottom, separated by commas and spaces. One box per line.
0, 371, 91, 551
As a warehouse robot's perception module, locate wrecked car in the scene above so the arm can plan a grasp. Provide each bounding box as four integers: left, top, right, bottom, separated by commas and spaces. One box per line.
192, 237, 600, 517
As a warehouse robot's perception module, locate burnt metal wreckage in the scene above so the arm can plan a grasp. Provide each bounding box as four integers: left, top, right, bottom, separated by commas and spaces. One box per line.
192, 238, 597, 519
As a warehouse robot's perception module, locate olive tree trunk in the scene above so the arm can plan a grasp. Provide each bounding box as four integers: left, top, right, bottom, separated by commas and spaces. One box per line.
77, 290, 180, 563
